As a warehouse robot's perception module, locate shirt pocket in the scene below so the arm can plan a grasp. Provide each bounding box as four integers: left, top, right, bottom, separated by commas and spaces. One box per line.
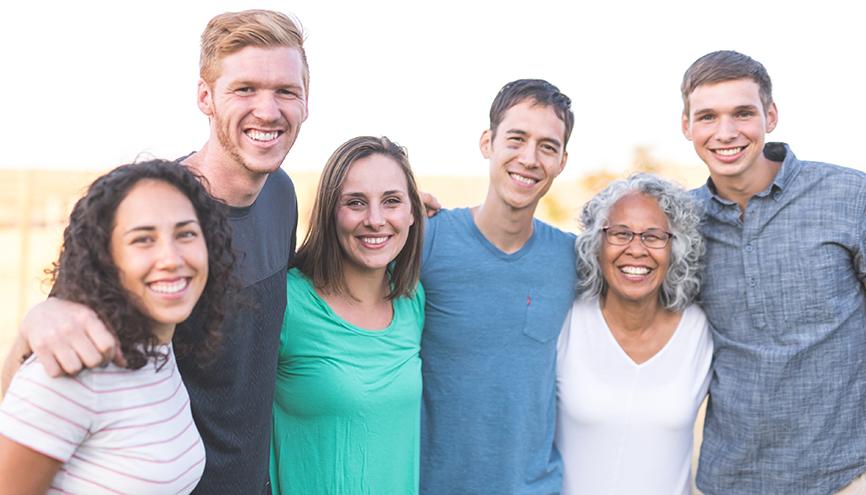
521, 288, 573, 343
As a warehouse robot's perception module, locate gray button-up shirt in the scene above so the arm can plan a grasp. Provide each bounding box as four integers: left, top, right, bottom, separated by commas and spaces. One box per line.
694, 143, 866, 494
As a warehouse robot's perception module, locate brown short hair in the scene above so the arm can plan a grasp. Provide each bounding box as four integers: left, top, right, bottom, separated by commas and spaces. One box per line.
199, 9, 309, 89
293, 136, 424, 300
489, 79, 574, 149
681, 50, 773, 117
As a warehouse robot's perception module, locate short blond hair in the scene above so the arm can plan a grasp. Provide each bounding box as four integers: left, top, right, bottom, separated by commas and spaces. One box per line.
200, 9, 308, 89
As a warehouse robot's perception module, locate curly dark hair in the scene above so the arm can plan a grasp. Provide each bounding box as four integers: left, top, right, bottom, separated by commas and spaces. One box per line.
49, 159, 236, 369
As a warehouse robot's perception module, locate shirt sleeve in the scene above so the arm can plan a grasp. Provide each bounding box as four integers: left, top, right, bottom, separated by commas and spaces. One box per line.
857, 186, 866, 282
0, 357, 93, 462
421, 213, 440, 269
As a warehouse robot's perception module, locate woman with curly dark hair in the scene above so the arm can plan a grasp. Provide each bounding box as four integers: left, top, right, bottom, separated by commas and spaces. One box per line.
0, 159, 235, 494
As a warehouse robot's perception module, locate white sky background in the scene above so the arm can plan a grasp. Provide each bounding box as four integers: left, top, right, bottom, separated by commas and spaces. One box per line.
2, 0, 864, 179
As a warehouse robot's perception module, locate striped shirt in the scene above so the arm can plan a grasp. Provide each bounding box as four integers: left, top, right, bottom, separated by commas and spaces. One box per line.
0, 346, 205, 494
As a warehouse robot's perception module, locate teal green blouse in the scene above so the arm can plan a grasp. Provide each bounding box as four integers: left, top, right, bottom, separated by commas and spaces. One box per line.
270, 268, 424, 494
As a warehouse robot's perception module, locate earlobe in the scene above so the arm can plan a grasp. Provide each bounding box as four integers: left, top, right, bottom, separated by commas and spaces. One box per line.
197, 80, 214, 116
479, 130, 492, 159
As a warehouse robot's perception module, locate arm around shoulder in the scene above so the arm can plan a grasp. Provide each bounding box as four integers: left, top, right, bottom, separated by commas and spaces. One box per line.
16, 297, 120, 378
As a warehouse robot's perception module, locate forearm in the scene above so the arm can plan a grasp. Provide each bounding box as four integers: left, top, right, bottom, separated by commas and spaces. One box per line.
1, 336, 30, 395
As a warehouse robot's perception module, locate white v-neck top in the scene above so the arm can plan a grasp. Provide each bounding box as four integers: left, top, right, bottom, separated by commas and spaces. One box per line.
555, 297, 712, 495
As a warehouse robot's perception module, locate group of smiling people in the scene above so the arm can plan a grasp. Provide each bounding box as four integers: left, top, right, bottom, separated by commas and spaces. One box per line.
2, 9, 865, 495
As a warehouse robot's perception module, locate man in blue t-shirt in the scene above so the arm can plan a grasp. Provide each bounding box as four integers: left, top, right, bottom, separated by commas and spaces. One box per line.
420, 79, 578, 494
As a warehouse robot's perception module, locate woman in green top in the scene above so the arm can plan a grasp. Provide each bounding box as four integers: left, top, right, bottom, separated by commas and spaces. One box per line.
270, 136, 426, 494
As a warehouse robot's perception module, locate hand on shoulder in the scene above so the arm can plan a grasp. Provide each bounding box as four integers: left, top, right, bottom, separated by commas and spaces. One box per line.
17, 297, 123, 377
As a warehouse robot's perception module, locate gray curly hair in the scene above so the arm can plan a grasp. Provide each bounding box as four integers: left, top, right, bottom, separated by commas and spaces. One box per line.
576, 173, 704, 312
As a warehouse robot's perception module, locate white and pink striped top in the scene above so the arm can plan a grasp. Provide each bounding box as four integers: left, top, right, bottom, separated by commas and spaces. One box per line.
0, 346, 205, 494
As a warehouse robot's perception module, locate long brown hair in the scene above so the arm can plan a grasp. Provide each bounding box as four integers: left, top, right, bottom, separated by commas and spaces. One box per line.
292, 136, 424, 299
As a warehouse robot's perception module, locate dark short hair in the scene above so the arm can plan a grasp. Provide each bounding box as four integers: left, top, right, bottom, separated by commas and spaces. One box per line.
681, 50, 773, 117
293, 136, 424, 299
489, 79, 574, 148
49, 159, 236, 369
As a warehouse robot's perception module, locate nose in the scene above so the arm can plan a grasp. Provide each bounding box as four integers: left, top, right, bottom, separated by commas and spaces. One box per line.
716, 115, 738, 141
623, 235, 649, 255
156, 240, 184, 270
252, 92, 281, 122
364, 204, 386, 228
518, 142, 539, 168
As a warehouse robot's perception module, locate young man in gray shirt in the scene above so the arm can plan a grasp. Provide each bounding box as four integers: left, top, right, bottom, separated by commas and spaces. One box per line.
681, 50, 866, 494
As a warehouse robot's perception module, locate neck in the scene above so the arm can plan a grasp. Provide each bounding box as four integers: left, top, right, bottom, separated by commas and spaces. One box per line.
472, 192, 537, 254
600, 293, 665, 334
339, 265, 390, 305
151, 323, 176, 345
319, 265, 392, 330
183, 145, 269, 207
712, 156, 781, 213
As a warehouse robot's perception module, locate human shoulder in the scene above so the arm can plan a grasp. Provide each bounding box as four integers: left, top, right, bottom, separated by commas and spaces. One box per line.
783, 149, 866, 217
533, 218, 576, 243
682, 302, 709, 328
11, 356, 99, 392
557, 296, 598, 356
531, 219, 577, 258
679, 303, 713, 355
286, 267, 314, 298
409, 281, 425, 316
257, 168, 297, 207
569, 295, 599, 321
427, 207, 470, 229
798, 158, 866, 186
690, 184, 712, 203
423, 208, 473, 262
0, 357, 97, 460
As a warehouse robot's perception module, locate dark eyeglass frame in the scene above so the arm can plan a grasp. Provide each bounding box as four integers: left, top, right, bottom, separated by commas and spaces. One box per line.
602, 227, 674, 249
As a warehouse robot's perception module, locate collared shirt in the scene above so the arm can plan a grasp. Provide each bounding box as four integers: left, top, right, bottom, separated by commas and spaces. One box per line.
694, 143, 866, 494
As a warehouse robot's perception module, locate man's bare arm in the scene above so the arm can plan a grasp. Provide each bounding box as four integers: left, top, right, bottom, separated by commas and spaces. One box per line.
12, 297, 122, 379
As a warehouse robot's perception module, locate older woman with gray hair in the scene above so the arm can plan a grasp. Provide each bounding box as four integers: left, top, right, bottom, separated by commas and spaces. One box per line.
555, 173, 712, 495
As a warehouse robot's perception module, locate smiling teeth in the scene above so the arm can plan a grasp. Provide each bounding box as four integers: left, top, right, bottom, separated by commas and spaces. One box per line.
621, 266, 650, 275
510, 173, 536, 185
715, 147, 743, 156
149, 279, 188, 294
361, 236, 388, 245
247, 130, 279, 141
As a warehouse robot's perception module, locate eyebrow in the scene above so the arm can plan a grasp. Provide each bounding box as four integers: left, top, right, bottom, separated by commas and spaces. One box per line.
232, 80, 305, 91
341, 190, 406, 198
122, 219, 198, 235
693, 104, 759, 116
504, 129, 562, 148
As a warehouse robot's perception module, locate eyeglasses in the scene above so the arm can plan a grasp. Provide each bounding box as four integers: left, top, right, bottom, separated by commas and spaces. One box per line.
602, 227, 674, 249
